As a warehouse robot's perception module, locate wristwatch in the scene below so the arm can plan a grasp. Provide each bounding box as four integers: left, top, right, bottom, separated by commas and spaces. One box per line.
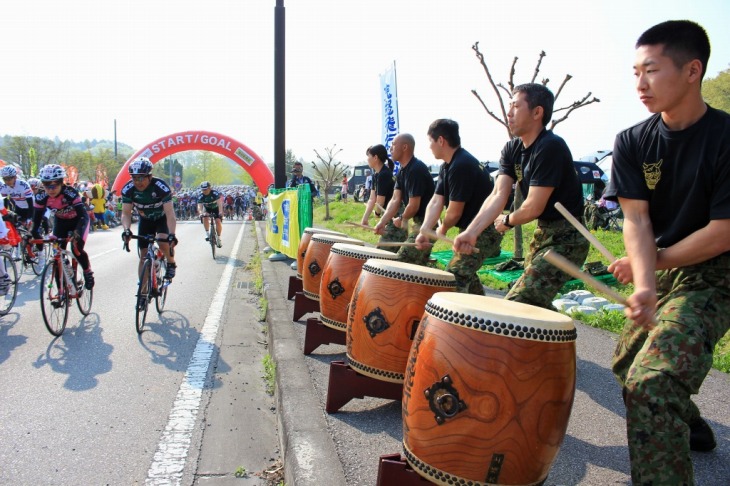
504, 214, 514, 228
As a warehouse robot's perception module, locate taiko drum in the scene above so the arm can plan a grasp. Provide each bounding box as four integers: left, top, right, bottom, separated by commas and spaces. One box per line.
302, 234, 364, 301
319, 243, 400, 332
346, 260, 456, 383
402, 292, 577, 486
295, 227, 346, 279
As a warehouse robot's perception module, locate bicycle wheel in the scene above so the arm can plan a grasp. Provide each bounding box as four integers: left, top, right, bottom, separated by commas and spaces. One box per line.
40, 260, 69, 336
0, 253, 18, 316
28, 243, 47, 276
75, 266, 93, 316
155, 259, 168, 313
209, 226, 217, 259
136, 259, 152, 333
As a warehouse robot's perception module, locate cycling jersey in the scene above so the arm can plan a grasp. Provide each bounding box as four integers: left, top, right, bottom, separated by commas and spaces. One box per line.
198, 189, 223, 211
0, 179, 33, 209
32, 185, 89, 237
121, 177, 173, 221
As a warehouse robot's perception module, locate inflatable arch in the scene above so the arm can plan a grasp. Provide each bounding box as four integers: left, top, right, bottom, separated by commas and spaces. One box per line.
111, 130, 274, 195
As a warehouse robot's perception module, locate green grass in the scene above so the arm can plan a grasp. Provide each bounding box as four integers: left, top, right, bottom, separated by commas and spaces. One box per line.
310, 200, 730, 373
262, 354, 276, 396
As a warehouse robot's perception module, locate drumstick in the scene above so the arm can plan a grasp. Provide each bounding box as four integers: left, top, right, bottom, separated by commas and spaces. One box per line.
375, 203, 386, 214
543, 250, 626, 304
342, 221, 376, 231
555, 202, 617, 263
420, 227, 479, 253
367, 241, 425, 248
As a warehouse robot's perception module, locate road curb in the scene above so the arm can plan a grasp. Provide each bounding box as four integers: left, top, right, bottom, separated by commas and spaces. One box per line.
256, 222, 347, 486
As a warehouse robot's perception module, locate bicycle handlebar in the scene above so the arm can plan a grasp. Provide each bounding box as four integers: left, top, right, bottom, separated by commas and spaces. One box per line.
123, 234, 176, 257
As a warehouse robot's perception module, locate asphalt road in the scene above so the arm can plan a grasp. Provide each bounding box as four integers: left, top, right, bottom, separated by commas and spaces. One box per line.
0, 219, 279, 485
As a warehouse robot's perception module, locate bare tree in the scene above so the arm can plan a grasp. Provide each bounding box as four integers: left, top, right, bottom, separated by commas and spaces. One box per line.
471, 42, 600, 257
309, 145, 348, 221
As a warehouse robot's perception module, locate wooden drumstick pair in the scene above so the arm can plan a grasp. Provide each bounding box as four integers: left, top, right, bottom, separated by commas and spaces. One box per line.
340, 222, 426, 248
420, 227, 480, 253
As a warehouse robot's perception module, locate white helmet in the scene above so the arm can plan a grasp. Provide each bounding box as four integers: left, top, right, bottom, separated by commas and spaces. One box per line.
39, 164, 67, 182
28, 178, 41, 188
0, 166, 18, 178
128, 157, 153, 175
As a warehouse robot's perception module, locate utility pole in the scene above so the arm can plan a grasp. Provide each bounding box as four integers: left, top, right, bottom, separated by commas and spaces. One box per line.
274, 0, 286, 189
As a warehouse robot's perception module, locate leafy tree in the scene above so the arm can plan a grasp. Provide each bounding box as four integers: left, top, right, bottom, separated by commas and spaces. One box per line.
0, 135, 68, 176
309, 145, 348, 220
702, 67, 730, 113
471, 44, 600, 258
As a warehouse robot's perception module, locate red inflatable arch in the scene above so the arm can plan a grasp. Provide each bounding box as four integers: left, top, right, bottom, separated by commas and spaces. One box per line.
111, 130, 274, 195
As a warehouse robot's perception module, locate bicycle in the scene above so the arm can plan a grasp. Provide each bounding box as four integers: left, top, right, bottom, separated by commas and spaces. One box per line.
124, 234, 171, 333
16, 224, 48, 277
30, 235, 93, 336
0, 249, 18, 316
201, 213, 220, 259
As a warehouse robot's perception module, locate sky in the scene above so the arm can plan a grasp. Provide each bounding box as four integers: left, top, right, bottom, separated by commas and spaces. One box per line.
2, 0, 729, 171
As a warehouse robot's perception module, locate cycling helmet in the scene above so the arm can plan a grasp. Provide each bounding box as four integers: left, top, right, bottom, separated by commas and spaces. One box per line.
39, 164, 67, 182
28, 178, 41, 188
0, 166, 18, 178
128, 157, 153, 175
200, 181, 211, 190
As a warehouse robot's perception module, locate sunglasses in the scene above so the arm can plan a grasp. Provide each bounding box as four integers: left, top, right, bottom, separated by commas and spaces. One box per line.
2, 177, 16, 181
42, 182, 61, 189
132, 175, 150, 182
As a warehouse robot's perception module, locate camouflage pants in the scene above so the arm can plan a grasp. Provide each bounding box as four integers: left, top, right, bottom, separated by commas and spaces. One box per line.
397, 217, 432, 266
612, 254, 730, 485
446, 225, 503, 294
505, 219, 589, 309
377, 220, 408, 254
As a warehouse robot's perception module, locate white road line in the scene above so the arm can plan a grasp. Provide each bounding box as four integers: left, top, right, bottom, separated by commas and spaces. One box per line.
146, 221, 247, 485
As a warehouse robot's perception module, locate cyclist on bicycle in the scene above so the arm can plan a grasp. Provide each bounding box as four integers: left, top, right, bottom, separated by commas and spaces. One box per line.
0, 166, 34, 227
28, 178, 52, 235
30, 164, 95, 289
0, 200, 19, 294
197, 181, 223, 248
120, 157, 178, 280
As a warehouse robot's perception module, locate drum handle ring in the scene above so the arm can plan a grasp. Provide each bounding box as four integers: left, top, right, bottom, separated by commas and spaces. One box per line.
424, 374, 468, 425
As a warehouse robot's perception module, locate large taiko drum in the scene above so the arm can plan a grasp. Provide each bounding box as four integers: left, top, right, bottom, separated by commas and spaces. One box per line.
320, 243, 400, 332
402, 292, 577, 486
346, 260, 456, 383
296, 227, 347, 279
302, 234, 364, 301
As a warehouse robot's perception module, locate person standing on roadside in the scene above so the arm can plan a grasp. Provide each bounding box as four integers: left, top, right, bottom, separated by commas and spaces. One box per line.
415, 119, 502, 294
605, 20, 729, 485
452, 83, 588, 308
361, 144, 406, 252
374, 133, 435, 266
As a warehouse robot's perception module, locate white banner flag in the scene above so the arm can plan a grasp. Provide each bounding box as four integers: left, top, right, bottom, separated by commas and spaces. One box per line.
379, 61, 399, 156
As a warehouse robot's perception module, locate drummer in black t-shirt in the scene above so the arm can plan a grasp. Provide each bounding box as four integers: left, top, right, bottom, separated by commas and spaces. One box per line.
415, 119, 503, 294
375, 133, 435, 266
453, 83, 589, 309
361, 144, 406, 251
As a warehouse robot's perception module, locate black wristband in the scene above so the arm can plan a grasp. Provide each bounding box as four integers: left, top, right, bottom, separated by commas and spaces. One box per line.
504, 214, 514, 228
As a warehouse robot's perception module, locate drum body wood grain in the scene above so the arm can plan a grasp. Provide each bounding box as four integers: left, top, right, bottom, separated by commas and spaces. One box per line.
296, 227, 346, 279
402, 293, 577, 486
346, 260, 456, 383
319, 244, 399, 331
302, 234, 363, 301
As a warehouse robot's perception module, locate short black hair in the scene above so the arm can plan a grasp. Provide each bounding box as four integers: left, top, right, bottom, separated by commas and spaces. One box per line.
427, 119, 460, 148
637, 20, 710, 79
513, 83, 554, 127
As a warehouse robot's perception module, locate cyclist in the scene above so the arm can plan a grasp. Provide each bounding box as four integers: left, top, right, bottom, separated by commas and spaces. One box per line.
196, 181, 223, 248
223, 192, 235, 219
30, 164, 95, 289
120, 157, 178, 284
0, 199, 21, 294
0, 166, 34, 227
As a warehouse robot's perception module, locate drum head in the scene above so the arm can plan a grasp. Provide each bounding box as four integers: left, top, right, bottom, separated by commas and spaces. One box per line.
362, 259, 456, 287
311, 234, 364, 246
331, 243, 400, 260
303, 227, 347, 237
426, 292, 575, 340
